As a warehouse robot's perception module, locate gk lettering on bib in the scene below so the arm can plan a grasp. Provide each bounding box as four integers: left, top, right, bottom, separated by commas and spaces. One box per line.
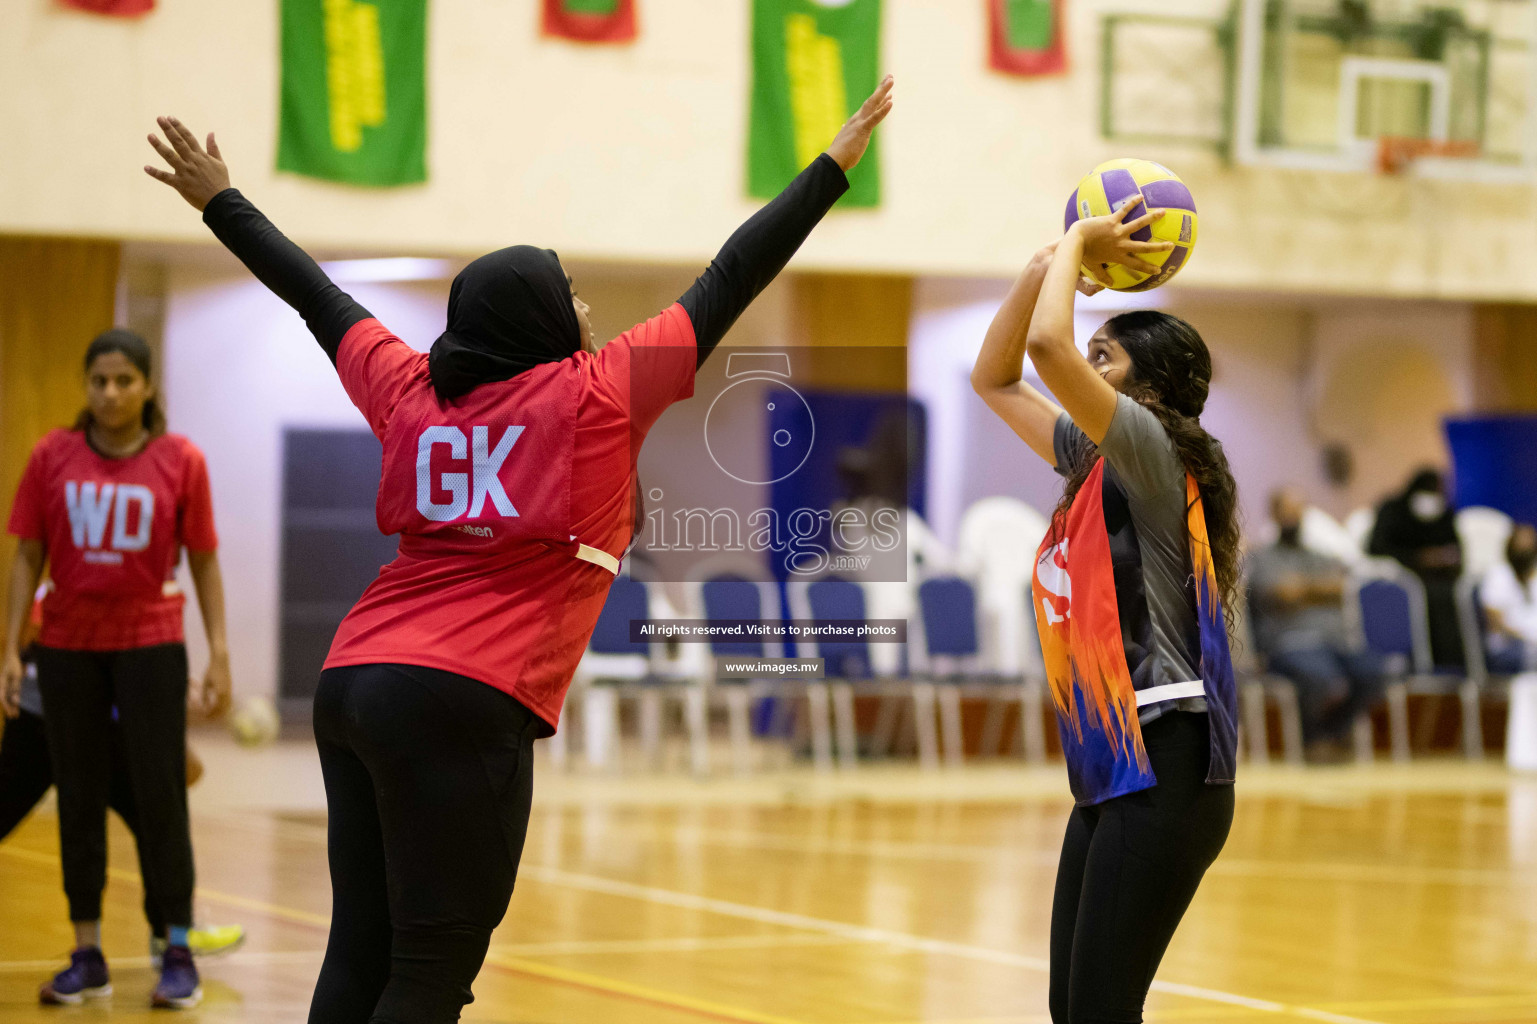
376, 371, 577, 552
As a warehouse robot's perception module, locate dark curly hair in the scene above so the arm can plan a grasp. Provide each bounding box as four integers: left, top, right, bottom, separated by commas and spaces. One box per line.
1052, 310, 1243, 640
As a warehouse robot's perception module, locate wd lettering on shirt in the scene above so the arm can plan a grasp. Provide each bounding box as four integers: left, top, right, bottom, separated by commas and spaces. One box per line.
414, 425, 524, 522
1037, 539, 1071, 624
10, 430, 218, 651
64, 481, 155, 564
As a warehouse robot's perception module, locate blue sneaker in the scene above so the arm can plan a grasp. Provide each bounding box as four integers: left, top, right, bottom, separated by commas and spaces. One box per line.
39, 947, 112, 1005
151, 945, 202, 1009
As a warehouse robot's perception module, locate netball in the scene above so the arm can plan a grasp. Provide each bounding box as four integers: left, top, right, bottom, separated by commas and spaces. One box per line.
1064, 159, 1198, 292
228, 697, 280, 748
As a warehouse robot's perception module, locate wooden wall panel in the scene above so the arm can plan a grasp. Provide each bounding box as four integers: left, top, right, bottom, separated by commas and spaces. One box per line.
788, 274, 912, 393
1472, 303, 1537, 411
0, 235, 121, 618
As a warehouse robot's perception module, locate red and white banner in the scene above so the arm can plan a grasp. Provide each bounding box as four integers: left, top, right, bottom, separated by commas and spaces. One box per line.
60, 0, 154, 15
988, 0, 1067, 77
542, 0, 637, 44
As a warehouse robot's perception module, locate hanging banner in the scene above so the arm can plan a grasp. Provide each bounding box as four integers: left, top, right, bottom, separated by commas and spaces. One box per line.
748, 0, 881, 208
59, 0, 154, 14
277, 0, 428, 186
988, 0, 1067, 77
542, 0, 637, 43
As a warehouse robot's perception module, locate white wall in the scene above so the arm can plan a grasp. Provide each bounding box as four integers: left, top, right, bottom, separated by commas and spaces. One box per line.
908, 281, 1475, 548
163, 265, 448, 699
5, 0, 1536, 299
1306, 302, 1476, 516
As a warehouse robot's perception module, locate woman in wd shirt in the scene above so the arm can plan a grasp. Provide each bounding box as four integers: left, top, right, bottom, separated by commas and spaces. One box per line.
1, 329, 231, 1009
142, 78, 891, 1024
972, 200, 1240, 1022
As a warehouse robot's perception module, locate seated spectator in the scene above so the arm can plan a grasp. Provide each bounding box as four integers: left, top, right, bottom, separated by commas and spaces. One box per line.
1248, 487, 1387, 761
1368, 467, 1465, 668
1481, 523, 1537, 674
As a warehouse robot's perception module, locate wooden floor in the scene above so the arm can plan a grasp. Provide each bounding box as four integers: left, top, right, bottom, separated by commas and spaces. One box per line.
3, 745, 1537, 1023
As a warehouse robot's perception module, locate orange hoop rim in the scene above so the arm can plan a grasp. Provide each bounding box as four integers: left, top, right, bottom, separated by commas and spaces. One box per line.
1376, 136, 1481, 174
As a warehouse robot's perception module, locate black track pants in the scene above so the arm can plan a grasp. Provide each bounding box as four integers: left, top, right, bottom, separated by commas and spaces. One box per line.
308, 663, 540, 1024
1049, 711, 1234, 1024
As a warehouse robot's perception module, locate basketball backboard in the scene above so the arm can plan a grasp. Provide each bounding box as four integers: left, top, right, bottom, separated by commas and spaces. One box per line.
1100, 0, 1537, 181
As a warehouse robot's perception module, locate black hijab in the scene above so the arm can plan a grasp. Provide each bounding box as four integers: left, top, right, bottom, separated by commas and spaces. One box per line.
427, 246, 583, 401
1369, 467, 1459, 564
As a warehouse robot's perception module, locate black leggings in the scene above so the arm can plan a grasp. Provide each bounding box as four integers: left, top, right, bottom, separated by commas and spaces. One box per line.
310, 663, 540, 1024
1049, 711, 1234, 1024
0, 707, 168, 934
35, 644, 194, 927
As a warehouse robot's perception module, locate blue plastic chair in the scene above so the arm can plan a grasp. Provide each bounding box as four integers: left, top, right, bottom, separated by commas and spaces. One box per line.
914, 576, 986, 767
588, 577, 652, 657
807, 579, 874, 680
570, 577, 653, 771
1456, 575, 1514, 755
697, 575, 785, 774
783, 578, 879, 770
1358, 578, 1421, 668
1353, 562, 1478, 759
700, 576, 777, 657
577, 577, 709, 773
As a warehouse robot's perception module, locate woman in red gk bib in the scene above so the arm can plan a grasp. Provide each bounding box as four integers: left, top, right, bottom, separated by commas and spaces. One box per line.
972, 199, 1241, 1024
2, 329, 232, 1009
142, 77, 891, 1024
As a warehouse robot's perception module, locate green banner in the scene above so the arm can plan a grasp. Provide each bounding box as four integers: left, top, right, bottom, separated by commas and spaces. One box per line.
278, 0, 428, 186
1004, 0, 1053, 48
748, 0, 881, 207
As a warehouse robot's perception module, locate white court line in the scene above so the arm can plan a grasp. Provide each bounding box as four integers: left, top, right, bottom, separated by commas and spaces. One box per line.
199, 814, 1388, 1023
598, 823, 1062, 866
487, 934, 857, 957
560, 821, 1532, 888
3, 811, 1395, 1020
518, 865, 1387, 1024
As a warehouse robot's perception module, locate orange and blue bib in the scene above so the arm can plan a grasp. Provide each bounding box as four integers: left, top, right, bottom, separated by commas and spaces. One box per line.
1032, 459, 1238, 805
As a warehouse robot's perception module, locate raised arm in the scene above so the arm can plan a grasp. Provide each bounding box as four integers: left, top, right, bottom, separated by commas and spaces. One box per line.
971, 242, 1085, 464
680, 76, 894, 368
1024, 197, 1171, 445
144, 117, 370, 364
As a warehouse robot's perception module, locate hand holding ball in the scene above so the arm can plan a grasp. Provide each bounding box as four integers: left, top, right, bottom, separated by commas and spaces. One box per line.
1065, 159, 1197, 292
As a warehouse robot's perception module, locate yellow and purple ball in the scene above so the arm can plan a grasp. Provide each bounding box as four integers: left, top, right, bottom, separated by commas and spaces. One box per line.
1064, 159, 1197, 292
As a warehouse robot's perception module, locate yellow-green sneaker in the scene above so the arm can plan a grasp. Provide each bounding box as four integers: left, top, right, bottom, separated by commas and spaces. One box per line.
151, 924, 246, 965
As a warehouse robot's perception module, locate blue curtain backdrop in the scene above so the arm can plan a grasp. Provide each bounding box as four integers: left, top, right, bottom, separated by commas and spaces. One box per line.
764, 391, 926, 666
1445, 414, 1537, 522
767, 390, 927, 581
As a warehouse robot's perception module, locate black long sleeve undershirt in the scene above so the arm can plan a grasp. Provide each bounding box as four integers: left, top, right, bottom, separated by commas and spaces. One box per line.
202, 189, 370, 364
201, 152, 847, 370
678, 154, 849, 368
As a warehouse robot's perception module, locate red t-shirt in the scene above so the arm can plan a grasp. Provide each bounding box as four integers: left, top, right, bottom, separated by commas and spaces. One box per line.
322, 306, 696, 731
7, 430, 218, 651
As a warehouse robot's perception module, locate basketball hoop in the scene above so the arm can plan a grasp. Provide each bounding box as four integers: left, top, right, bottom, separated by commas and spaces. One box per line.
1376, 136, 1480, 175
